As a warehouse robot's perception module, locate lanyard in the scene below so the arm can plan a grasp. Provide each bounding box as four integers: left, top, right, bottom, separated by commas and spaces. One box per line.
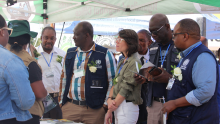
118, 58, 128, 74
177, 42, 202, 67
160, 44, 171, 68
77, 51, 92, 68
76, 44, 96, 68
41, 53, 53, 67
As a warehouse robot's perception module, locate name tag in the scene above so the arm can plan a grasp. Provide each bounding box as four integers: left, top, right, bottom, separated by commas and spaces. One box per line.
74, 69, 85, 78
45, 68, 54, 78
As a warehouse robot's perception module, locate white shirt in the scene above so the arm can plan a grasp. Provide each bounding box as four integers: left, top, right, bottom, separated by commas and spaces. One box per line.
137, 49, 150, 63
36, 44, 66, 93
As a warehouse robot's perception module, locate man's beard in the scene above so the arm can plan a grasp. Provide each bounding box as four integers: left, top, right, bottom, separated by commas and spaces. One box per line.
42, 45, 53, 51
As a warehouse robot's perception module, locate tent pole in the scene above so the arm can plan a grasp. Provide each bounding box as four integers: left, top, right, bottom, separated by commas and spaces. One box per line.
43, 9, 46, 26
58, 22, 65, 48
43, 0, 48, 27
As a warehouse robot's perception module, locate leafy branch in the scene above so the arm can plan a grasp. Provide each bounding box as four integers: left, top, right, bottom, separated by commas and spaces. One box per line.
170, 65, 176, 75
33, 49, 41, 58
88, 60, 97, 67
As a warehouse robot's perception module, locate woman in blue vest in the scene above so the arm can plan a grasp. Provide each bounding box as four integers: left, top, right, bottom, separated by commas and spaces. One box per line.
105, 29, 143, 124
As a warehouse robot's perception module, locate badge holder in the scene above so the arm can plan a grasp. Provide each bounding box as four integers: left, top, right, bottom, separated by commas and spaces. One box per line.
42, 95, 57, 113
74, 66, 85, 78
166, 77, 175, 90
45, 68, 54, 78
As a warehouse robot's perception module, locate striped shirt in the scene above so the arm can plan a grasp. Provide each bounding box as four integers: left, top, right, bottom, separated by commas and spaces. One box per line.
59, 43, 116, 105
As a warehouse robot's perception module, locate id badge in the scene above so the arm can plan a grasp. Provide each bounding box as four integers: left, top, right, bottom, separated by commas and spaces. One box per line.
74, 69, 85, 78
166, 77, 175, 90
46, 68, 54, 78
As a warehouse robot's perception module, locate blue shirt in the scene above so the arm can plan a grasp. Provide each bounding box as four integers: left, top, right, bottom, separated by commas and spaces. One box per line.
180, 42, 217, 106
0, 45, 35, 121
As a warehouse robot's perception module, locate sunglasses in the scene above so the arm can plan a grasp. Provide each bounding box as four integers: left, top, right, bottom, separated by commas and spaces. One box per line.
0, 27, 13, 36
150, 24, 165, 36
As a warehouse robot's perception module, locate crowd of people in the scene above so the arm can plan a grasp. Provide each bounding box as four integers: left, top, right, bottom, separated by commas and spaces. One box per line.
0, 12, 219, 124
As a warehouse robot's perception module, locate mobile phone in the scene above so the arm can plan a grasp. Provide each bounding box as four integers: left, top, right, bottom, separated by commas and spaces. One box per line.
148, 66, 162, 76
129, 69, 148, 80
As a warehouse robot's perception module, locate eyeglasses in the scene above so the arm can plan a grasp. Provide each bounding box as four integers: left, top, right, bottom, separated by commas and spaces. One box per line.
172, 33, 188, 39
115, 37, 125, 44
150, 24, 165, 36
0, 27, 13, 36
172, 33, 199, 39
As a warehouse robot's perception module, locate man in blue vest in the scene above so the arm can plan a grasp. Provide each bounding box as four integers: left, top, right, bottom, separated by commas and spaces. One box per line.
162, 18, 219, 124
58, 21, 116, 124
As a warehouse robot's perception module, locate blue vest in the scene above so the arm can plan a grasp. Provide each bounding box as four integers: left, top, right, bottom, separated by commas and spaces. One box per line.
62, 44, 108, 109
167, 44, 219, 124
217, 65, 220, 119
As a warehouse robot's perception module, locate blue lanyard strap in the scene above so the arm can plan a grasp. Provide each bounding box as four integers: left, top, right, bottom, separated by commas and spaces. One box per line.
41, 53, 53, 67
160, 44, 171, 68
76, 44, 96, 68
177, 42, 202, 67
118, 58, 128, 74
77, 51, 93, 68
146, 59, 148, 63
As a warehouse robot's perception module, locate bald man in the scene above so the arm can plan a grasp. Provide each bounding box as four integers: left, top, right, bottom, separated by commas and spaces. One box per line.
200, 36, 208, 47
136, 14, 180, 124
59, 21, 116, 124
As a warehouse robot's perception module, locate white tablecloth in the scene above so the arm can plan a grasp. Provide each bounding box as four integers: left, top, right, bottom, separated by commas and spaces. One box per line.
40, 121, 84, 124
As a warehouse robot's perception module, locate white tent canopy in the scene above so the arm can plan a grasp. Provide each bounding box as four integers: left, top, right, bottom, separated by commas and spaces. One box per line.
0, 0, 220, 24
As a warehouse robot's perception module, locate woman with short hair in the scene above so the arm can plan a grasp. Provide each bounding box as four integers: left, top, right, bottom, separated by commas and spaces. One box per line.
105, 29, 143, 124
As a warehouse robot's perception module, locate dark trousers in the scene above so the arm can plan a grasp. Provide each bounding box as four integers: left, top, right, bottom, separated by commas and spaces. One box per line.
137, 84, 148, 124
137, 121, 147, 124
43, 96, 62, 119
0, 114, 40, 124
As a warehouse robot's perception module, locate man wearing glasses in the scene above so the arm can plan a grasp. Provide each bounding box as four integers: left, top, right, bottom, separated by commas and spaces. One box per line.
162, 19, 219, 124
141, 14, 179, 124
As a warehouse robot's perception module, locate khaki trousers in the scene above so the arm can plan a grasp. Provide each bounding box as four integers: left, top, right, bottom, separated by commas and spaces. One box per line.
62, 102, 105, 124
147, 100, 163, 124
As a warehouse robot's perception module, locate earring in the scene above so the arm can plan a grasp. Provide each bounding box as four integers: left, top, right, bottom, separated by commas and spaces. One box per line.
3, 34, 4, 36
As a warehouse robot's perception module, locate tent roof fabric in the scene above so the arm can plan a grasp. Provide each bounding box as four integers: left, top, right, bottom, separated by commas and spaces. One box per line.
185, 0, 220, 8
0, 0, 220, 24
